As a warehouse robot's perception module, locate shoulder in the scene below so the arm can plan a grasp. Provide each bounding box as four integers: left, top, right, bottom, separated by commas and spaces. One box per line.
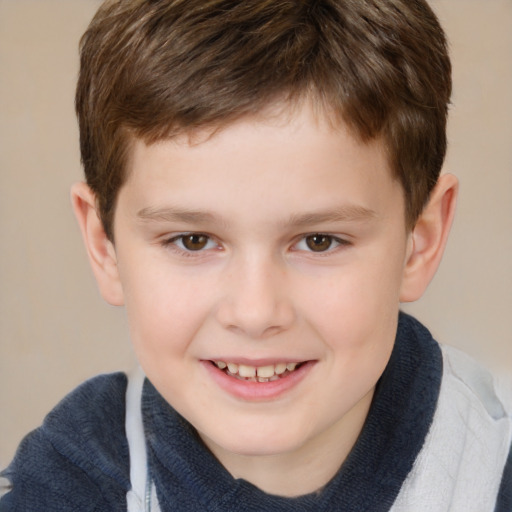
43, 372, 129, 450
440, 344, 512, 419
391, 345, 512, 511
440, 346, 512, 511
1, 373, 130, 511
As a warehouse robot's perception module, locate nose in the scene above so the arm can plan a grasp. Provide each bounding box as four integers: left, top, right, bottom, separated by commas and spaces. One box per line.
215, 255, 295, 339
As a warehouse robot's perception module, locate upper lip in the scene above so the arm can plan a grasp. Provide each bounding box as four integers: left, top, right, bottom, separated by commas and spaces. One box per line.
203, 357, 311, 366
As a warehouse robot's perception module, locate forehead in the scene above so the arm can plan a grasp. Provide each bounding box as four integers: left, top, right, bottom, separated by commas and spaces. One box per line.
119, 102, 403, 229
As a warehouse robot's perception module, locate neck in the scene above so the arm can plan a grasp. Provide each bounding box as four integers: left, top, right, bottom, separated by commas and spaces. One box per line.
200, 389, 374, 497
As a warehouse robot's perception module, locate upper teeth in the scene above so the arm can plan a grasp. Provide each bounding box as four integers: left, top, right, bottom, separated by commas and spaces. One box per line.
215, 361, 298, 378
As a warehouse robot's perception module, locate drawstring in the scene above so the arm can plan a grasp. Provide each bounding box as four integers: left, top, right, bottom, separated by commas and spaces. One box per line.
145, 465, 152, 512
125, 367, 161, 512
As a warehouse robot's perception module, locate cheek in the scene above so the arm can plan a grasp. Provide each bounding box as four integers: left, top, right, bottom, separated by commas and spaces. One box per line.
302, 264, 400, 324
120, 264, 216, 359
296, 249, 404, 355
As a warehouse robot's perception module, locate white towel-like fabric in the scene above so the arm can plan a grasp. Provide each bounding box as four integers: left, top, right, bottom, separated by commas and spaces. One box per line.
391, 346, 512, 511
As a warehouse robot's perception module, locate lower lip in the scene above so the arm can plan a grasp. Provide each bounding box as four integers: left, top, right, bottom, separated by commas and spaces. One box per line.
201, 360, 316, 401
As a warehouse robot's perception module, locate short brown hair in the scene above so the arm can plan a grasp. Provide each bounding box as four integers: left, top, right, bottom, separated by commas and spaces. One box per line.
76, 0, 451, 239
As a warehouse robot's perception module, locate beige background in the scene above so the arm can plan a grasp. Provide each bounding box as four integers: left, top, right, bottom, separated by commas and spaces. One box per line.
1, 0, 511, 467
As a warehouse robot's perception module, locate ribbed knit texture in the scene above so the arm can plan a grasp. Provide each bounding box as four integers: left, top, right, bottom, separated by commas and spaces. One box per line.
0, 374, 130, 511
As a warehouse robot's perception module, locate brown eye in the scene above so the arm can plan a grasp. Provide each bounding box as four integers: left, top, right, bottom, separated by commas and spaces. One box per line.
181, 234, 209, 251
305, 234, 333, 252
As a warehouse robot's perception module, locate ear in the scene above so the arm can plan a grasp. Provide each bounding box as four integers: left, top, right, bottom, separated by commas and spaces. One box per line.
400, 173, 458, 302
71, 182, 124, 306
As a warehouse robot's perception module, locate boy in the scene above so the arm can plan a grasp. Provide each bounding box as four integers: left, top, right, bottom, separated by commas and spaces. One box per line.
1, 0, 511, 510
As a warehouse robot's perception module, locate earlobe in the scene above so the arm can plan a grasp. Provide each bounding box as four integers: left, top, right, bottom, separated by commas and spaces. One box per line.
71, 182, 125, 306
400, 173, 458, 303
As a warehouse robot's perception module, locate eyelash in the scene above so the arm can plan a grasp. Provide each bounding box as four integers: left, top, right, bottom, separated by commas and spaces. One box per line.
162, 233, 220, 256
161, 232, 351, 257
293, 234, 351, 254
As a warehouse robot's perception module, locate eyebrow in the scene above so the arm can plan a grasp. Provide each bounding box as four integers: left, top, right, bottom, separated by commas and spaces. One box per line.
286, 205, 378, 227
136, 204, 378, 228
137, 206, 219, 224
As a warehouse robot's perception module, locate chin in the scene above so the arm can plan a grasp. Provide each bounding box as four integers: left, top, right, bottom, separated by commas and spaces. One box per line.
201, 421, 311, 458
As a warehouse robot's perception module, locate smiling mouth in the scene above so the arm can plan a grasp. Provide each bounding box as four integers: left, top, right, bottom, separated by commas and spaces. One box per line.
210, 360, 306, 383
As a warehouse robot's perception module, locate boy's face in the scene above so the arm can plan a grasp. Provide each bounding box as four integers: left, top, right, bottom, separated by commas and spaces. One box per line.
111, 103, 411, 462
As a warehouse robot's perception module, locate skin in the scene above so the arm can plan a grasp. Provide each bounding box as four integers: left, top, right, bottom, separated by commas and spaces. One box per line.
72, 102, 458, 497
